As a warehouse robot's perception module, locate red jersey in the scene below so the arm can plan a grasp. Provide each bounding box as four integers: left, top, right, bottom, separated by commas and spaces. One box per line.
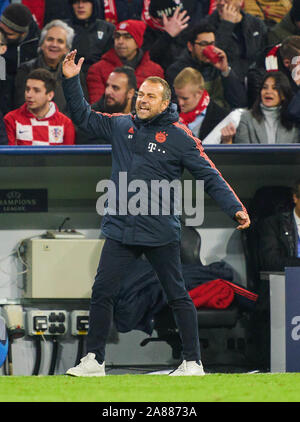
4, 102, 75, 146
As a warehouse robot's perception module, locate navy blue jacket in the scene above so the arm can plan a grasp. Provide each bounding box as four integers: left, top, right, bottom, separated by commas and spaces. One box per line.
63, 75, 246, 246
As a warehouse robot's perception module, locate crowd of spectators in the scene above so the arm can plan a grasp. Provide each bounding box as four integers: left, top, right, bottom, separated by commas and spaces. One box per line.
0, 0, 300, 145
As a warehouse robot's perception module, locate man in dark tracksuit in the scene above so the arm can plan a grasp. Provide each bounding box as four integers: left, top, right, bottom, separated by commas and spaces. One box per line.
63, 50, 250, 377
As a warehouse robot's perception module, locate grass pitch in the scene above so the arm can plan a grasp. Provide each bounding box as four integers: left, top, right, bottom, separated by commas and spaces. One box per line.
1, 373, 300, 402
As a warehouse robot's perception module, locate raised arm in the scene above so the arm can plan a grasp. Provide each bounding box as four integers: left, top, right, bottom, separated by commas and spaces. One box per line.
62, 50, 114, 141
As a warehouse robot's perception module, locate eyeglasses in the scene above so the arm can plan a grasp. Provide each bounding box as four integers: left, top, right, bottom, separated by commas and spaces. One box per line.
194, 41, 215, 47
113, 32, 133, 40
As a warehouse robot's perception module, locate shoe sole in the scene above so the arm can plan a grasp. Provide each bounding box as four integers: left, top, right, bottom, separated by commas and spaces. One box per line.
169, 373, 205, 376
170, 374, 205, 377
169, 369, 205, 376
66, 371, 105, 377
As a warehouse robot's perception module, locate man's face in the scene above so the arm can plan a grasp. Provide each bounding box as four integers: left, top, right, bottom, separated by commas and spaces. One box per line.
188, 32, 216, 64
104, 72, 132, 113
114, 30, 138, 61
40, 26, 69, 64
72, 0, 93, 20
216, 0, 242, 14
136, 80, 169, 120
175, 84, 203, 113
25, 79, 53, 113
0, 22, 25, 44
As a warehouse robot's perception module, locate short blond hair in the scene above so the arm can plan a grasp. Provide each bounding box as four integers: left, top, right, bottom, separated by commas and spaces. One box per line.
174, 67, 205, 91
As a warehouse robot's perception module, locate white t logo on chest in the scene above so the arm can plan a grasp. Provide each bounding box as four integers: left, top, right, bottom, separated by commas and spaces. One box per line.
148, 142, 157, 152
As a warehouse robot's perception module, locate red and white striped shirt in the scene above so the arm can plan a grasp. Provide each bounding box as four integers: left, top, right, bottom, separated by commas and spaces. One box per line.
4, 102, 75, 146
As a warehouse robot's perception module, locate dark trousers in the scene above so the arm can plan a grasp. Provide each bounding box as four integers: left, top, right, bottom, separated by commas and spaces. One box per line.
86, 238, 201, 363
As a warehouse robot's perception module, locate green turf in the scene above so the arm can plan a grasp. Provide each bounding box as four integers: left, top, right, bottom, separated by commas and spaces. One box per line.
1, 373, 300, 402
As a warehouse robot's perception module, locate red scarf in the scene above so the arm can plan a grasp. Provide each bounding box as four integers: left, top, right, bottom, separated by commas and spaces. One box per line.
179, 90, 210, 125
265, 44, 281, 72
208, 0, 217, 15
103, 0, 118, 24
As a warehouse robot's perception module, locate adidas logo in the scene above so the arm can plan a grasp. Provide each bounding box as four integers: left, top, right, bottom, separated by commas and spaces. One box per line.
128, 127, 134, 139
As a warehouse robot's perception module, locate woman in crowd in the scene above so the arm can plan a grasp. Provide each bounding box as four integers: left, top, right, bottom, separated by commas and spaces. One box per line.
221, 71, 300, 144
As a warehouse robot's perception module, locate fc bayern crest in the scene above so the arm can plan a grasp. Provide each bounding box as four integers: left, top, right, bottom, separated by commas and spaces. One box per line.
155, 131, 168, 143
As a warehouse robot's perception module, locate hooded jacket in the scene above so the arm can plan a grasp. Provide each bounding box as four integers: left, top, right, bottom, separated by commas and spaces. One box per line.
63, 74, 246, 246
64, 0, 115, 74
86, 47, 164, 104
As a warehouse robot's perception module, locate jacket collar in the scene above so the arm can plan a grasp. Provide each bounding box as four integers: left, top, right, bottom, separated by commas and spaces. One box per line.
21, 102, 57, 120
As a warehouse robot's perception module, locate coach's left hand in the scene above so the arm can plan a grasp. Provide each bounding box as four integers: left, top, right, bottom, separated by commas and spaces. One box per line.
235, 210, 250, 230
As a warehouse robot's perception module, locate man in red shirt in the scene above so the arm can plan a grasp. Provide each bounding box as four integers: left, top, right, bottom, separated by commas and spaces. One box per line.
86, 19, 164, 104
4, 68, 75, 145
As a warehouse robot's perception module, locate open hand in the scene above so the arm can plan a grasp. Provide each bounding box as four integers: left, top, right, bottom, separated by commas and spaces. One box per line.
219, 3, 242, 23
162, 7, 190, 38
62, 50, 85, 79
